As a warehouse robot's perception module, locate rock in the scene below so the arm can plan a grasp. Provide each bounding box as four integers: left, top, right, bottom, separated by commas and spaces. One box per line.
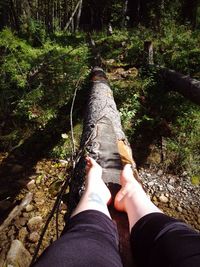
182, 171, 188, 176
28, 232, 40, 243
27, 180, 35, 190
15, 217, 27, 228
6, 239, 31, 267
147, 181, 154, 187
27, 216, 43, 232
169, 177, 176, 184
159, 194, 169, 203
167, 184, 174, 192
168, 202, 174, 209
177, 206, 183, 213
26, 204, 34, 212
23, 212, 29, 218
7, 227, 15, 237
11, 164, 24, 174
157, 170, 163, 176
18, 227, 28, 242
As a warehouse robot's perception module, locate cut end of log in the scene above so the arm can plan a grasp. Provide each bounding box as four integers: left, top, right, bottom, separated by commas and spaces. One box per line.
91, 67, 108, 83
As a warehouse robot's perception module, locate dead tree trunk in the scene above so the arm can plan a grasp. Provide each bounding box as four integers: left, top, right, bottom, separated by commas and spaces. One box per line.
67, 67, 137, 267
160, 68, 200, 105
143, 41, 200, 105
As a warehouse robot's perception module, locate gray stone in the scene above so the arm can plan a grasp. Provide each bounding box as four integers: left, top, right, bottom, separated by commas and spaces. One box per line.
157, 170, 163, 176
169, 177, 176, 184
177, 206, 183, 213
159, 194, 169, 203
167, 184, 174, 192
27, 216, 43, 232
147, 181, 154, 187
6, 239, 31, 267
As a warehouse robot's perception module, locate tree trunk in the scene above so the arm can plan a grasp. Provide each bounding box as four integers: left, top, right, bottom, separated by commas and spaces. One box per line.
64, 0, 81, 31
67, 67, 137, 267
160, 68, 200, 105
122, 0, 128, 27
76, 0, 82, 31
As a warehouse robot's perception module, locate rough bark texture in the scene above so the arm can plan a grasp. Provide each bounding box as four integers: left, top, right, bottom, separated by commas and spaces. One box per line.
67, 67, 136, 267
160, 68, 200, 105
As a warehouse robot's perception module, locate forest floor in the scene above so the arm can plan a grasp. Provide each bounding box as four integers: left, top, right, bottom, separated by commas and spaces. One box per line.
0, 153, 199, 267
0, 63, 200, 267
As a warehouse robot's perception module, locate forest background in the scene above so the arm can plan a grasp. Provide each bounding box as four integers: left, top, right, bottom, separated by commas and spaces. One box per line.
0, 0, 200, 183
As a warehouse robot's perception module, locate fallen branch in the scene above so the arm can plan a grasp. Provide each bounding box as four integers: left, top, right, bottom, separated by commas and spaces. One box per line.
64, 1, 81, 31
0, 192, 33, 233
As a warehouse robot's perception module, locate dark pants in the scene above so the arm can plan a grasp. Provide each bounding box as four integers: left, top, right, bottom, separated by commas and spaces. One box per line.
34, 210, 200, 267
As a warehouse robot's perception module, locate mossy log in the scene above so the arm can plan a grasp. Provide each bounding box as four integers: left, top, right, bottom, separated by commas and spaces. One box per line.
67, 67, 137, 267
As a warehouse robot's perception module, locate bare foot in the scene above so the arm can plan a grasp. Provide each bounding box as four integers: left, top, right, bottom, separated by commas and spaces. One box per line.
114, 164, 143, 212
85, 156, 111, 205
114, 164, 162, 230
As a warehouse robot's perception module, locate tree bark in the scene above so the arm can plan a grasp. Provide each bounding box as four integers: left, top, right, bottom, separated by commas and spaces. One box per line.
67, 67, 137, 267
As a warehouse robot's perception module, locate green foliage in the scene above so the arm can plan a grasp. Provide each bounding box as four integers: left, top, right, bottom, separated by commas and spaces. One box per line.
0, 28, 89, 151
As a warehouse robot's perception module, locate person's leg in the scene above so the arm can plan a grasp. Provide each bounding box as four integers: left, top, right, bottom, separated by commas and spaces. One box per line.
33, 157, 123, 267
114, 164, 200, 267
71, 156, 111, 218
114, 164, 162, 231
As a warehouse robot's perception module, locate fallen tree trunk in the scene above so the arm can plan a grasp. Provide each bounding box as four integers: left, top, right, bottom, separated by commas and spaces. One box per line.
143, 42, 200, 105
159, 67, 200, 105
67, 67, 138, 267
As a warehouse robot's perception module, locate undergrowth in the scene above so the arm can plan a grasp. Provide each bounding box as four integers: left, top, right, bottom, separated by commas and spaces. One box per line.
0, 24, 199, 183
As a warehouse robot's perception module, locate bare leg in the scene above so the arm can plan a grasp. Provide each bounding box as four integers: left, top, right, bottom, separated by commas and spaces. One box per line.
71, 157, 112, 218
114, 165, 162, 231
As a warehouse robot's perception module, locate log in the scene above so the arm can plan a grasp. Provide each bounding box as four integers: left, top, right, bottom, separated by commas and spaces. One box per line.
159, 67, 200, 105
143, 41, 200, 105
67, 67, 138, 267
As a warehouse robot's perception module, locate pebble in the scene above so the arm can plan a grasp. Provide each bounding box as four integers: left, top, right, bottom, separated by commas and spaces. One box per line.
26, 204, 34, 212
27, 216, 43, 232
157, 170, 163, 176
28, 232, 40, 243
167, 184, 174, 192
147, 181, 154, 187
159, 194, 169, 203
177, 206, 183, 213
27, 180, 36, 190
169, 177, 176, 184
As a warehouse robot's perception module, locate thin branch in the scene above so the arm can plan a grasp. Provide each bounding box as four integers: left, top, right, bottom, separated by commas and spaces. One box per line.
70, 75, 83, 168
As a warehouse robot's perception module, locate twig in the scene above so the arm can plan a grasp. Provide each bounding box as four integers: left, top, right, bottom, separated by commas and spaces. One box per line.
70, 76, 83, 168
